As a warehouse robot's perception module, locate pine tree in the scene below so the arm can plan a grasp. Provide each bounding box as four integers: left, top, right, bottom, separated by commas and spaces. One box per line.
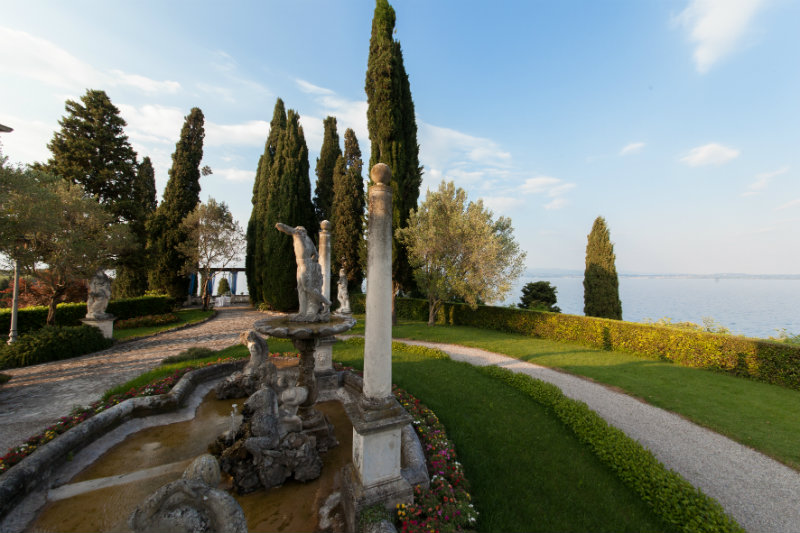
313, 116, 342, 223
42, 89, 139, 222
583, 216, 623, 319
147, 108, 205, 299
246, 99, 286, 304
258, 108, 316, 310
331, 128, 365, 293
365, 0, 423, 317
115, 157, 157, 296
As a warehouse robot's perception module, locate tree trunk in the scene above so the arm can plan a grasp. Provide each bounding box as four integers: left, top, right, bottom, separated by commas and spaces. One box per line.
46, 286, 65, 326
428, 297, 441, 326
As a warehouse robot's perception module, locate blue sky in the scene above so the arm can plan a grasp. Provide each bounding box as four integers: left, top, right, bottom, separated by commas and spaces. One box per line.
1, 0, 798, 275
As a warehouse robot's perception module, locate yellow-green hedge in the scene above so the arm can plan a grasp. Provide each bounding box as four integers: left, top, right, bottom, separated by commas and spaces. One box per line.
351, 294, 800, 390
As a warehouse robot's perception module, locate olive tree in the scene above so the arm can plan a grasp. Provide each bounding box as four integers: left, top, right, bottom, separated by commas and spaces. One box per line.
397, 181, 526, 325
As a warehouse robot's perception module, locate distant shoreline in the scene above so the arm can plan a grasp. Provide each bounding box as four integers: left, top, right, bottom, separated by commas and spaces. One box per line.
524, 270, 800, 281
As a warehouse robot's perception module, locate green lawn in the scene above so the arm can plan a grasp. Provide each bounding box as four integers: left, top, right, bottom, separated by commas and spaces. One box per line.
349, 317, 800, 470
113, 309, 214, 341
333, 340, 673, 533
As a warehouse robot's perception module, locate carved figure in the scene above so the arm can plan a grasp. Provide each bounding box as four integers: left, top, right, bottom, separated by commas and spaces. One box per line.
86, 269, 112, 319
275, 223, 331, 321
336, 267, 351, 314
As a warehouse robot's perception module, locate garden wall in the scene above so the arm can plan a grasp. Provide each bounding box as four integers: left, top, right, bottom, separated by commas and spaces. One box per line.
352, 295, 800, 390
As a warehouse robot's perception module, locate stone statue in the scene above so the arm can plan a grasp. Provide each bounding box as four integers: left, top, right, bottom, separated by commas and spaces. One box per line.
86, 269, 112, 319
275, 223, 331, 321
336, 267, 351, 314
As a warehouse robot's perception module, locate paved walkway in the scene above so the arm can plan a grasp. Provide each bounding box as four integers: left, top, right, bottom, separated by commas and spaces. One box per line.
0, 305, 263, 453
389, 338, 800, 533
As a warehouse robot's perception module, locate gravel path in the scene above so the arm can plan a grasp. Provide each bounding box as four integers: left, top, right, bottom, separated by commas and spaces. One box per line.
0, 305, 263, 454
390, 338, 800, 533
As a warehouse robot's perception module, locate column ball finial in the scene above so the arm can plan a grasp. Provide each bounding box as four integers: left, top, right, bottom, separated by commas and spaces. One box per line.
320, 220, 331, 231
370, 163, 391, 185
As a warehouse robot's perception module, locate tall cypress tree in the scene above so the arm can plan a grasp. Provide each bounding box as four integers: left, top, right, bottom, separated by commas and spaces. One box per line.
42, 89, 138, 222
147, 108, 205, 299
246, 99, 287, 304
331, 128, 365, 294
366, 0, 423, 316
313, 116, 342, 223
115, 156, 157, 296
583, 216, 623, 320
259, 108, 316, 310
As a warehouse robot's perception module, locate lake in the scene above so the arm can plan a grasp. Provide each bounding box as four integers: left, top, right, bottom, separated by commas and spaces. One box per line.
506, 276, 800, 339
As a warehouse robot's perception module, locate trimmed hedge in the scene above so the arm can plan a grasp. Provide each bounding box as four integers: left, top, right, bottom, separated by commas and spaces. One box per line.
351, 294, 800, 391
114, 313, 179, 330
481, 364, 743, 533
0, 325, 114, 369
0, 295, 179, 336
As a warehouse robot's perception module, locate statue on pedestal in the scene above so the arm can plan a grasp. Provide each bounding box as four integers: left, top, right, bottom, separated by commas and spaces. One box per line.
275, 223, 331, 322
336, 267, 351, 315
86, 269, 112, 320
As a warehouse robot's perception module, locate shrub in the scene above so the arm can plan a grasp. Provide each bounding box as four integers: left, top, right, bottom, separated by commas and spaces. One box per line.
115, 313, 179, 329
0, 295, 179, 336
360, 295, 800, 391
161, 346, 217, 365
0, 325, 113, 369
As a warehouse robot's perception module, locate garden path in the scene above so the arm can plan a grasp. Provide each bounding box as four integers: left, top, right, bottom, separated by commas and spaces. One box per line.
389, 337, 800, 533
0, 305, 263, 454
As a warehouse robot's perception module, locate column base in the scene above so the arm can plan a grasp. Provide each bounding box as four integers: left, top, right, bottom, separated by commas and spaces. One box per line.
80, 317, 115, 339
341, 463, 412, 533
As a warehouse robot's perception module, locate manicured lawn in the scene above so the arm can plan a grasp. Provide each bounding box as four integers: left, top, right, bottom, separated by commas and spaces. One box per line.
333, 340, 672, 533
113, 309, 214, 341
353, 317, 800, 470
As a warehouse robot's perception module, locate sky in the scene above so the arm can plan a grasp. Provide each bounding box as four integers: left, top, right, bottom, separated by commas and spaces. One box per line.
1, 0, 798, 276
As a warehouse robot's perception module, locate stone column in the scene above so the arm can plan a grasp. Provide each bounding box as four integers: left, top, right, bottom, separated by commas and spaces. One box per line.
342, 163, 412, 531
314, 220, 337, 393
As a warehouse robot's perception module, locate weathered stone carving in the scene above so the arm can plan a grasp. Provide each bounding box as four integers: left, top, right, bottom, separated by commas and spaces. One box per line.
336, 267, 351, 314
275, 222, 331, 322
215, 331, 277, 399
129, 454, 247, 533
86, 269, 112, 319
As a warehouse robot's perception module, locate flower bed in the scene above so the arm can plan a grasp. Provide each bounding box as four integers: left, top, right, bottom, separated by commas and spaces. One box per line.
334, 362, 478, 533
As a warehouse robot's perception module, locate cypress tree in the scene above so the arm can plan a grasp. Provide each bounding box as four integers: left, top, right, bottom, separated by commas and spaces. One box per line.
42, 89, 138, 222
583, 216, 623, 320
246, 99, 286, 304
115, 156, 157, 296
259, 108, 316, 310
331, 128, 365, 293
313, 116, 342, 223
366, 0, 423, 315
147, 108, 205, 299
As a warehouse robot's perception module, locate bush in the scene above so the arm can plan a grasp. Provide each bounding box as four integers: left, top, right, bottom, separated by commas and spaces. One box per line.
0, 295, 179, 336
115, 313, 179, 329
0, 325, 113, 369
161, 346, 217, 365
361, 295, 800, 391
482, 365, 743, 533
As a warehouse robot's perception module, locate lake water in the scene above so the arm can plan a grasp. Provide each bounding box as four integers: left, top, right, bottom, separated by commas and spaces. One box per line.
505, 276, 800, 339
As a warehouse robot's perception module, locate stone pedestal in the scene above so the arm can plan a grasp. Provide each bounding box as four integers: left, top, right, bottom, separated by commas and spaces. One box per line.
314, 336, 339, 400
341, 399, 413, 533
80, 317, 115, 339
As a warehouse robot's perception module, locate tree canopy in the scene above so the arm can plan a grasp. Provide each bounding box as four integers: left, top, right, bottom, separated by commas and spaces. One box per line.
313, 116, 341, 223
147, 107, 206, 299
583, 216, 622, 320
331, 128, 365, 294
519, 281, 561, 313
397, 181, 526, 325
366, 0, 423, 316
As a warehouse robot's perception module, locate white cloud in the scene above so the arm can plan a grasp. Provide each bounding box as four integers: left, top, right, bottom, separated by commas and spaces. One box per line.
294, 78, 368, 145
482, 196, 525, 212
215, 168, 256, 182
0, 114, 57, 165
742, 165, 789, 196
206, 120, 269, 147
0, 26, 181, 95
680, 142, 740, 166
296, 78, 335, 96
677, 0, 766, 74
520, 175, 575, 209
118, 103, 186, 145
775, 198, 800, 211
620, 142, 645, 156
